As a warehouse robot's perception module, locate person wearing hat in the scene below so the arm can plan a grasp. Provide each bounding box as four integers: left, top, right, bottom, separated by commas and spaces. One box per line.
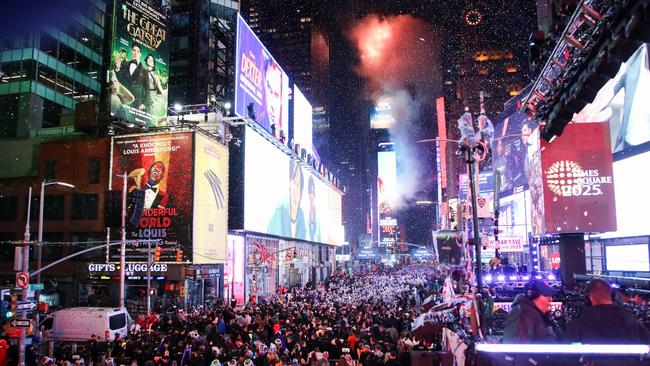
565, 279, 650, 344
502, 279, 560, 343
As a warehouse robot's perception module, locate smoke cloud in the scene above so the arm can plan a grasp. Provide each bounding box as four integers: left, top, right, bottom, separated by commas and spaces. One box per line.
350, 15, 439, 209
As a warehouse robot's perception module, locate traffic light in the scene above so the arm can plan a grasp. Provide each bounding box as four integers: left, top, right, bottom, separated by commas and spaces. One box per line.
5, 294, 17, 319
176, 248, 184, 262
153, 246, 162, 262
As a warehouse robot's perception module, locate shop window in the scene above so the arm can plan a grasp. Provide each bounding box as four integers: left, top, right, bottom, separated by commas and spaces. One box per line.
71, 194, 98, 220
0, 196, 18, 221
88, 158, 101, 184
44, 159, 57, 181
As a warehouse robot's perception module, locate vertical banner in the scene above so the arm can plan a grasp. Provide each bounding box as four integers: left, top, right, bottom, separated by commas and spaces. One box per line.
225, 235, 245, 305
109, 0, 169, 127
235, 14, 290, 138
436, 97, 448, 189
541, 122, 616, 233
111, 133, 193, 261
193, 134, 229, 263
377, 149, 398, 246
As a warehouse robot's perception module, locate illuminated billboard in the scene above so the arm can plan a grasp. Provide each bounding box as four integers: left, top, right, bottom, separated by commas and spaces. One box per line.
540, 122, 616, 233
498, 190, 532, 248
193, 134, 229, 263
111, 132, 194, 262
370, 98, 396, 129
458, 172, 494, 217
292, 85, 314, 158
235, 14, 290, 139
244, 127, 344, 244
574, 44, 650, 153
599, 151, 650, 238
377, 149, 398, 245
225, 235, 246, 305
108, 0, 169, 127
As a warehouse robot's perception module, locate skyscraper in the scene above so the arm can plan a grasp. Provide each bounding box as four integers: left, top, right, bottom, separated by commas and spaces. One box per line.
168, 0, 239, 108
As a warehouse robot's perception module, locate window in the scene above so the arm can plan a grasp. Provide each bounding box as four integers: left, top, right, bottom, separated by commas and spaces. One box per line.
44, 160, 57, 181
43, 195, 65, 221
0, 196, 18, 221
0, 232, 16, 260
109, 313, 127, 330
88, 158, 101, 184
23, 192, 65, 220
41, 317, 53, 330
72, 194, 99, 220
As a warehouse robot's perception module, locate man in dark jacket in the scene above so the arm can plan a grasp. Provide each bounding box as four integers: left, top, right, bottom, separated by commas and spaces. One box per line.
565, 279, 650, 344
502, 279, 560, 343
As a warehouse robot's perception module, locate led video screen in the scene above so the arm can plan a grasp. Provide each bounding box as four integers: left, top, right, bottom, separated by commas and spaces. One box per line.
540, 122, 616, 234
498, 190, 531, 247
599, 150, 650, 239
377, 149, 398, 245
574, 44, 650, 153
235, 14, 290, 139
606, 244, 650, 272
370, 98, 396, 129
244, 127, 344, 244
292, 85, 314, 158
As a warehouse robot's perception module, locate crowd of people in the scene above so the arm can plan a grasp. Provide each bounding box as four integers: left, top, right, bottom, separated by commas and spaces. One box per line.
5, 264, 650, 366
40, 266, 441, 366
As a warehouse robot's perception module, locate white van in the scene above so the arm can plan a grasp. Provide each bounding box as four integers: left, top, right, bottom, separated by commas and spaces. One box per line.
41, 307, 130, 342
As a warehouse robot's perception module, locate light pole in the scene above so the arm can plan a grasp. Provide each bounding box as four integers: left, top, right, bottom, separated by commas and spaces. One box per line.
36, 181, 74, 314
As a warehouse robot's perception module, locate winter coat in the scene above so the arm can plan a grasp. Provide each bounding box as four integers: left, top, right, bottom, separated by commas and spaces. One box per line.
502, 294, 559, 343
565, 304, 650, 344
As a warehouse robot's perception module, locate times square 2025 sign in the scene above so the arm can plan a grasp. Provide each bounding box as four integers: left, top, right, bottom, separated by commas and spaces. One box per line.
540, 122, 616, 233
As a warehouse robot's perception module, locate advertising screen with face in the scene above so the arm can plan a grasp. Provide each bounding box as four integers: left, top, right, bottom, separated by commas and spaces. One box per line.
573, 44, 650, 153
541, 122, 616, 233
108, 0, 169, 127
110, 132, 193, 262
244, 127, 343, 244
235, 14, 290, 139
293, 85, 314, 157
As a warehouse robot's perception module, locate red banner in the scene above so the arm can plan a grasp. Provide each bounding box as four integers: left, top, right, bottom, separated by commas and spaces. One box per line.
540, 122, 616, 233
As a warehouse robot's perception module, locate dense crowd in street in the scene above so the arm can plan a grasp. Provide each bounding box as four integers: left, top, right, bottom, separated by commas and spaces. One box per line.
39, 265, 440, 366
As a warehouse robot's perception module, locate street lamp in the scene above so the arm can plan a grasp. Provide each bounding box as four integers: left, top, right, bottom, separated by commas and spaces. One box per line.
36, 181, 75, 310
